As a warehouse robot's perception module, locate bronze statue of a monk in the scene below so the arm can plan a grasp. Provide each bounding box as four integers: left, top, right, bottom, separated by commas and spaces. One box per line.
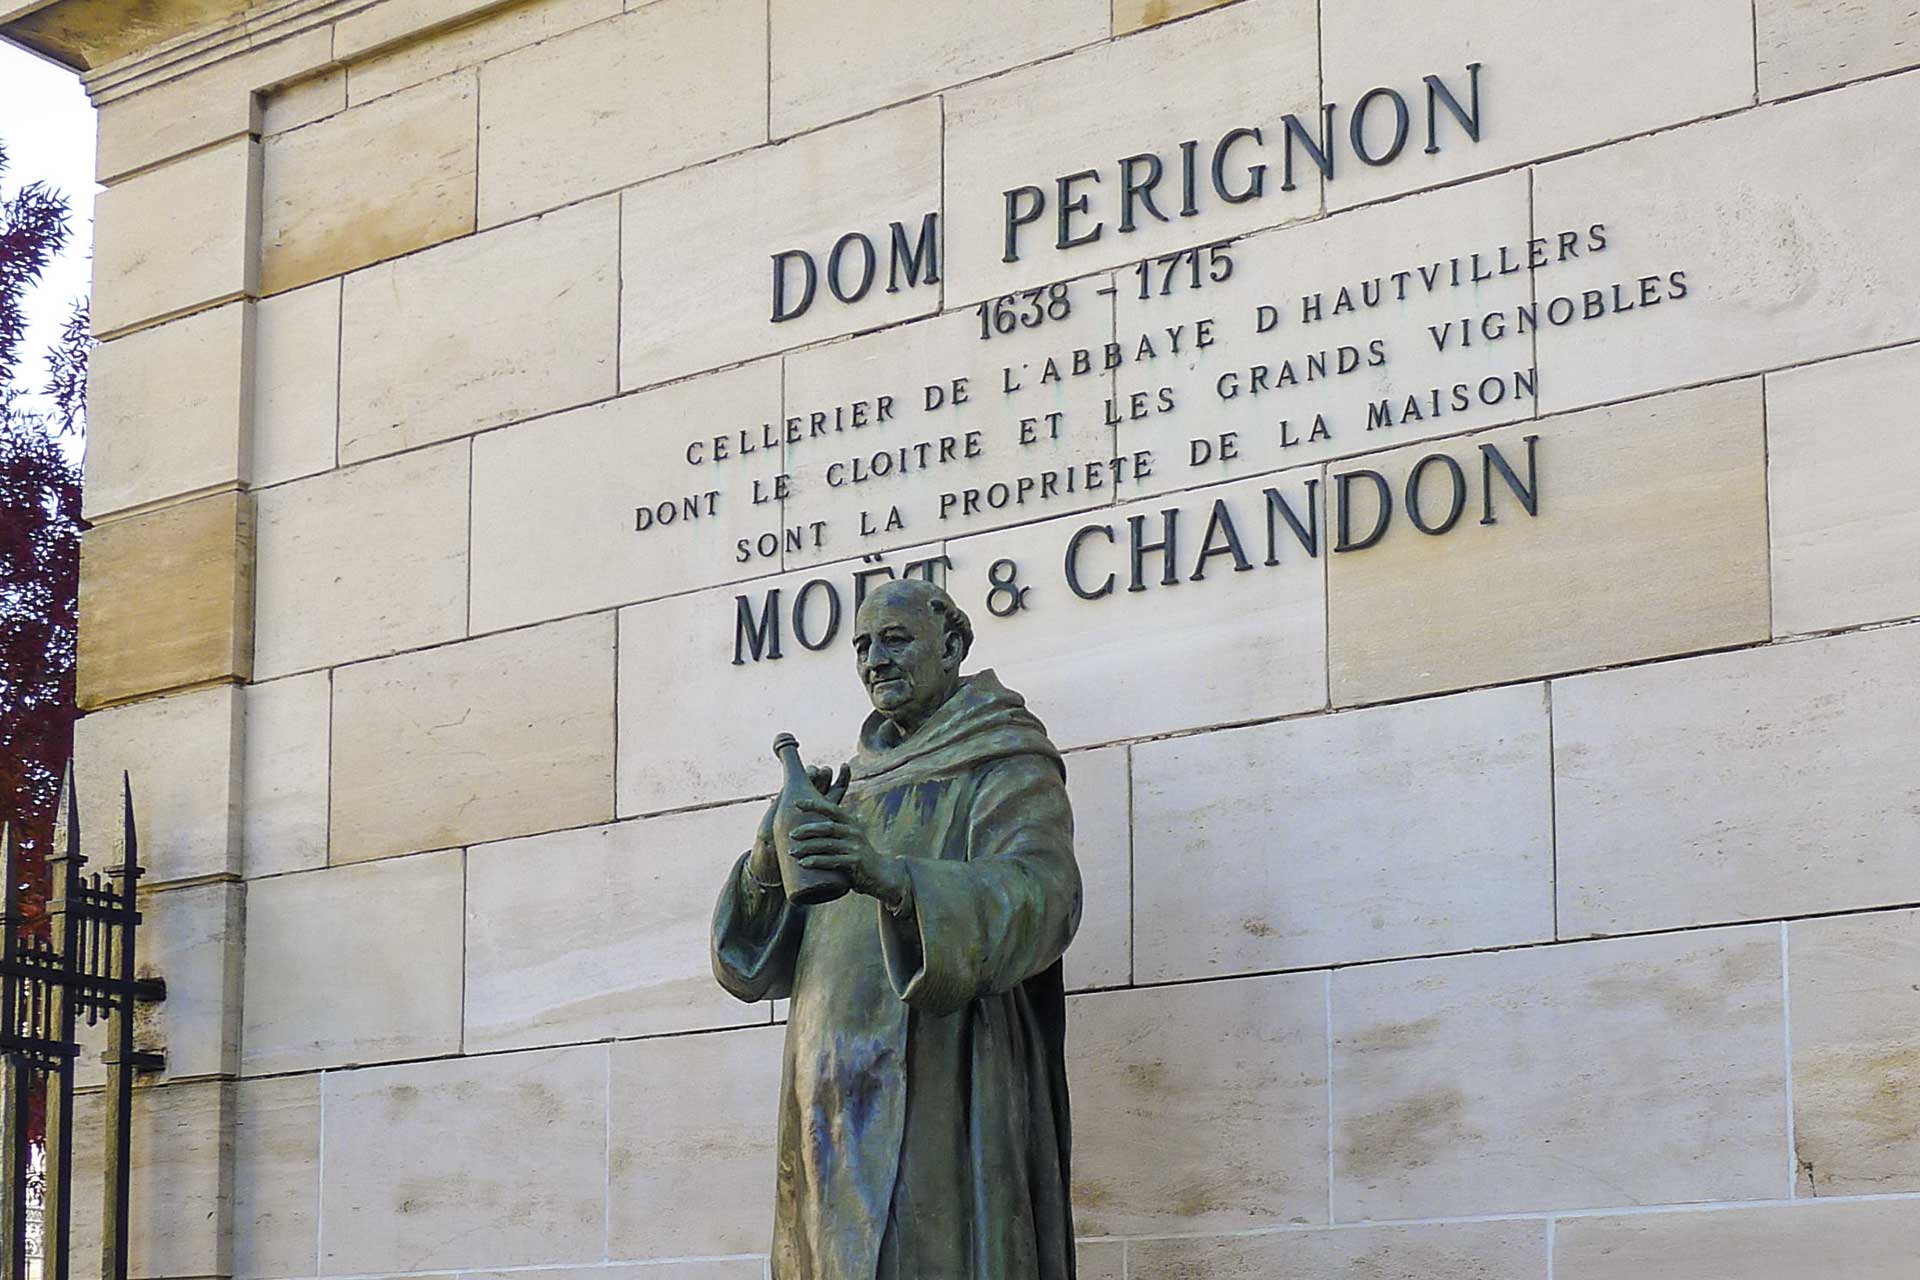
712, 578, 1082, 1280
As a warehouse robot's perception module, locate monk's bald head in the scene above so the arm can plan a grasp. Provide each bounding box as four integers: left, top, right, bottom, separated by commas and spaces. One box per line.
856, 579, 973, 654
853, 579, 971, 732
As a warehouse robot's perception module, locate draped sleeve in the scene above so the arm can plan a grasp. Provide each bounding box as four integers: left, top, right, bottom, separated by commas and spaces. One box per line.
712, 851, 806, 1002
878, 754, 1081, 1016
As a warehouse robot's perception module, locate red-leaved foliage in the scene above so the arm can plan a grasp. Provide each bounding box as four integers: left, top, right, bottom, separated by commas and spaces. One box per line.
1, 135, 87, 938
1, 135, 87, 1151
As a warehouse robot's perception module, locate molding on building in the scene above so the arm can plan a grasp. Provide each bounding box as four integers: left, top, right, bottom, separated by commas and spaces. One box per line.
0, 0, 527, 104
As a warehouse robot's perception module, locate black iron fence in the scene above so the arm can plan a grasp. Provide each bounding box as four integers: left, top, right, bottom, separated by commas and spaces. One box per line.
1, 769, 163, 1280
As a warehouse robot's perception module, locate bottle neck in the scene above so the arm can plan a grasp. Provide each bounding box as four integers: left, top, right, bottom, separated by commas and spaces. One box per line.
776, 745, 811, 790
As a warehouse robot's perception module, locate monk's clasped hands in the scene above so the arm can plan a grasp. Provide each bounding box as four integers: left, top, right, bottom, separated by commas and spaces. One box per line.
791, 796, 914, 915
749, 765, 842, 887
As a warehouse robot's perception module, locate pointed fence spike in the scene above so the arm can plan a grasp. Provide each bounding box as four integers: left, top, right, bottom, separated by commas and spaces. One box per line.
1, 819, 16, 945
56, 758, 79, 861
121, 771, 139, 878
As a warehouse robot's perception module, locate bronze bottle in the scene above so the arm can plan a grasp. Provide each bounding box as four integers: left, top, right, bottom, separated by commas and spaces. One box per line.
771, 733, 850, 905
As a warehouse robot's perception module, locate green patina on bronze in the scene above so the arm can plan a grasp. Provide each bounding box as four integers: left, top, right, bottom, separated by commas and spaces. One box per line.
714, 579, 1082, 1280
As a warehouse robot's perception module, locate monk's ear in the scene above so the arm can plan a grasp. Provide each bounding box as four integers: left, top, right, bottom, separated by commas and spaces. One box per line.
940, 627, 967, 672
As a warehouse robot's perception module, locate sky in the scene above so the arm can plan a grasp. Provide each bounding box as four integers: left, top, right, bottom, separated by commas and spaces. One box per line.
0, 39, 98, 426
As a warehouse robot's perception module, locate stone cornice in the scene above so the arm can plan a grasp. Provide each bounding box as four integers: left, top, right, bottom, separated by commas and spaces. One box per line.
1, 0, 518, 103
3, 0, 260, 74
84, 0, 353, 98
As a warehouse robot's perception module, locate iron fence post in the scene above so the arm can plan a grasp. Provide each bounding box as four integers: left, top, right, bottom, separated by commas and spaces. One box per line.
0, 770, 158, 1280
0, 822, 31, 1280
42, 770, 81, 1280
99, 778, 143, 1280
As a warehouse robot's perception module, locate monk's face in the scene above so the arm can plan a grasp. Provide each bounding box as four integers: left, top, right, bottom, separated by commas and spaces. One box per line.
853, 591, 961, 729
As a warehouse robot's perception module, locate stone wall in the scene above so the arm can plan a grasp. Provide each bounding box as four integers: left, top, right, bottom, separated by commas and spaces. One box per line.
44, 0, 1920, 1276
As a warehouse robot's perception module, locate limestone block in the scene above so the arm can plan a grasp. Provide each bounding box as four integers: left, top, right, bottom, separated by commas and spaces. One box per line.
1129, 1219, 1551, 1279
321, 1044, 608, 1272
1113, 170, 1535, 498
1062, 746, 1130, 991
620, 100, 942, 391
616, 548, 942, 816
1532, 73, 1920, 412
465, 802, 770, 1052
1077, 1242, 1124, 1280
1554, 624, 1920, 935
70, 1080, 234, 1279
780, 289, 1117, 569
242, 672, 330, 878
75, 882, 242, 1089
1788, 909, 1920, 1196
944, 0, 1319, 304
242, 849, 465, 1073
1134, 684, 1553, 981
83, 301, 250, 520
340, 195, 619, 462
1757, 0, 1920, 99
469, 360, 783, 634
342, 0, 624, 105
608, 1027, 783, 1258
260, 70, 479, 297
72, 684, 242, 884
1326, 382, 1771, 706
1555, 1198, 1920, 1280
331, 614, 617, 861
78, 489, 254, 709
94, 28, 330, 182
1069, 975, 1328, 1235
251, 278, 340, 488
1331, 927, 1786, 1219
1321, 0, 1752, 211
1768, 344, 1920, 636
261, 67, 348, 135
1114, 0, 1240, 35
479, 0, 766, 226
234, 1074, 320, 1280
92, 136, 258, 338
770, 0, 1107, 137
253, 440, 469, 678
955, 466, 1330, 749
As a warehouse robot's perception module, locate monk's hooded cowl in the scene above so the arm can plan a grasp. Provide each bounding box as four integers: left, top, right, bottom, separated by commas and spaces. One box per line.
713, 670, 1082, 1280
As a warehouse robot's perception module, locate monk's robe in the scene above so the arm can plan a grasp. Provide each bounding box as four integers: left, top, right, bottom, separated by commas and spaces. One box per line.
713, 670, 1082, 1280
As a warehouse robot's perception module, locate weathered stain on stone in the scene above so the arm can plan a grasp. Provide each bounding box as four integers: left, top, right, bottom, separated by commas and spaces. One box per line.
1586, 940, 1777, 1028
1338, 1013, 1444, 1056
1339, 1086, 1471, 1180
1073, 1175, 1114, 1210
1794, 1042, 1920, 1194
1125, 1058, 1171, 1092
1115, 0, 1239, 36
1172, 1181, 1233, 1218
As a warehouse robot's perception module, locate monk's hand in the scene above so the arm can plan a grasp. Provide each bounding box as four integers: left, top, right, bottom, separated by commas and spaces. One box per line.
790, 795, 912, 915
749, 766, 844, 887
